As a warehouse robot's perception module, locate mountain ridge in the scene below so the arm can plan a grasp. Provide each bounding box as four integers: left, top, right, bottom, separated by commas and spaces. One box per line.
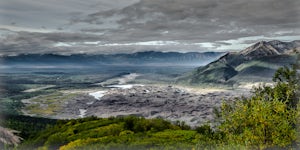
240, 40, 299, 60
0, 51, 224, 67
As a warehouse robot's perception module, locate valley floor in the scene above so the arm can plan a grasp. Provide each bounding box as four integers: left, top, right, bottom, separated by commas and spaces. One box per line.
21, 84, 252, 127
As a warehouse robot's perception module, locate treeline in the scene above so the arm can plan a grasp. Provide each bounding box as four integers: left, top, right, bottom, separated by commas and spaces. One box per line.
1, 114, 57, 140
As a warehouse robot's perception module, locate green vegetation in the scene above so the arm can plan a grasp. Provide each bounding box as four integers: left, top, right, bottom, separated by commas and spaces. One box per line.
0, 89, 55, 115
0, 114, 57, 140
218, 65, 300, 149
177, 61, 238, 85
20, 116, 198, 150
23, 92, 78, 116
235, 60, 278, 71
219, 96, 297, 149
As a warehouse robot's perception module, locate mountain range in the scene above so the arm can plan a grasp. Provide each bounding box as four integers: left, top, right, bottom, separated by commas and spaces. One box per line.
0, 51, 223, 67
177, 40, 300, 85
1, 40, 299, 85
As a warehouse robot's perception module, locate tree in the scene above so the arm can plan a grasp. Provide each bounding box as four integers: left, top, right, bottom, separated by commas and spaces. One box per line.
254, 65, 299, 109
0, 126, 22, 148
219, 66, 300, 149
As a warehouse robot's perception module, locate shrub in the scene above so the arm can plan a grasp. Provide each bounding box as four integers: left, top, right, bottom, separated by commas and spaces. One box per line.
218, 66, 300, 149
219, 97, 297, 149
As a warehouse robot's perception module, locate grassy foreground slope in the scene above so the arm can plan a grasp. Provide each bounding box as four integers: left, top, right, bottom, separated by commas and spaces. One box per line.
21, 117, 201, 150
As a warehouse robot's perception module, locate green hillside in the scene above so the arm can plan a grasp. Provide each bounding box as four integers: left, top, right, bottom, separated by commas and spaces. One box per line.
177, 60, 238, 84
20, 116, 201, 150
177, 53, 298, 85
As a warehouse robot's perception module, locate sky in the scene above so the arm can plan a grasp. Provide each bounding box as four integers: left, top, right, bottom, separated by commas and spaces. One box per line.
0, 0, 300, 56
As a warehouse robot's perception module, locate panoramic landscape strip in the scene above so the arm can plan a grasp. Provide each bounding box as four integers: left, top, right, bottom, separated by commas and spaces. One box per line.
1, 0, 300, 149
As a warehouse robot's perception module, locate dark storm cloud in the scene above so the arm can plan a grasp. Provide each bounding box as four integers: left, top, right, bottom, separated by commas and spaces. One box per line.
0, 0, 299, 55
74, 0, 300, 42
0, 30, 107, 55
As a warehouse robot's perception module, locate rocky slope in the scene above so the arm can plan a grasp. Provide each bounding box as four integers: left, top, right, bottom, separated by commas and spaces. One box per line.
177, 40, 300, 84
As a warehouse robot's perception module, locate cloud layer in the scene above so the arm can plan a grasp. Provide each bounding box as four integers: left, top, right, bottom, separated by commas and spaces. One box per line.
0, 0, 299, 55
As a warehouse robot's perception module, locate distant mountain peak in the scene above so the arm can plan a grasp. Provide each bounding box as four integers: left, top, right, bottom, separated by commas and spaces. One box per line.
240, 41, 279, 59
268, 40, 282, 44
239, 40, 299, 60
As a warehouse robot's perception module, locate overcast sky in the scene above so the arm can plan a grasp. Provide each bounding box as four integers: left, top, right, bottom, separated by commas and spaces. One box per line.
0, 0, 300, 55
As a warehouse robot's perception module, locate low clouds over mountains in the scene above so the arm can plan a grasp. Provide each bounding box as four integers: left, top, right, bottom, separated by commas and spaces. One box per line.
0, 0, 299, 55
